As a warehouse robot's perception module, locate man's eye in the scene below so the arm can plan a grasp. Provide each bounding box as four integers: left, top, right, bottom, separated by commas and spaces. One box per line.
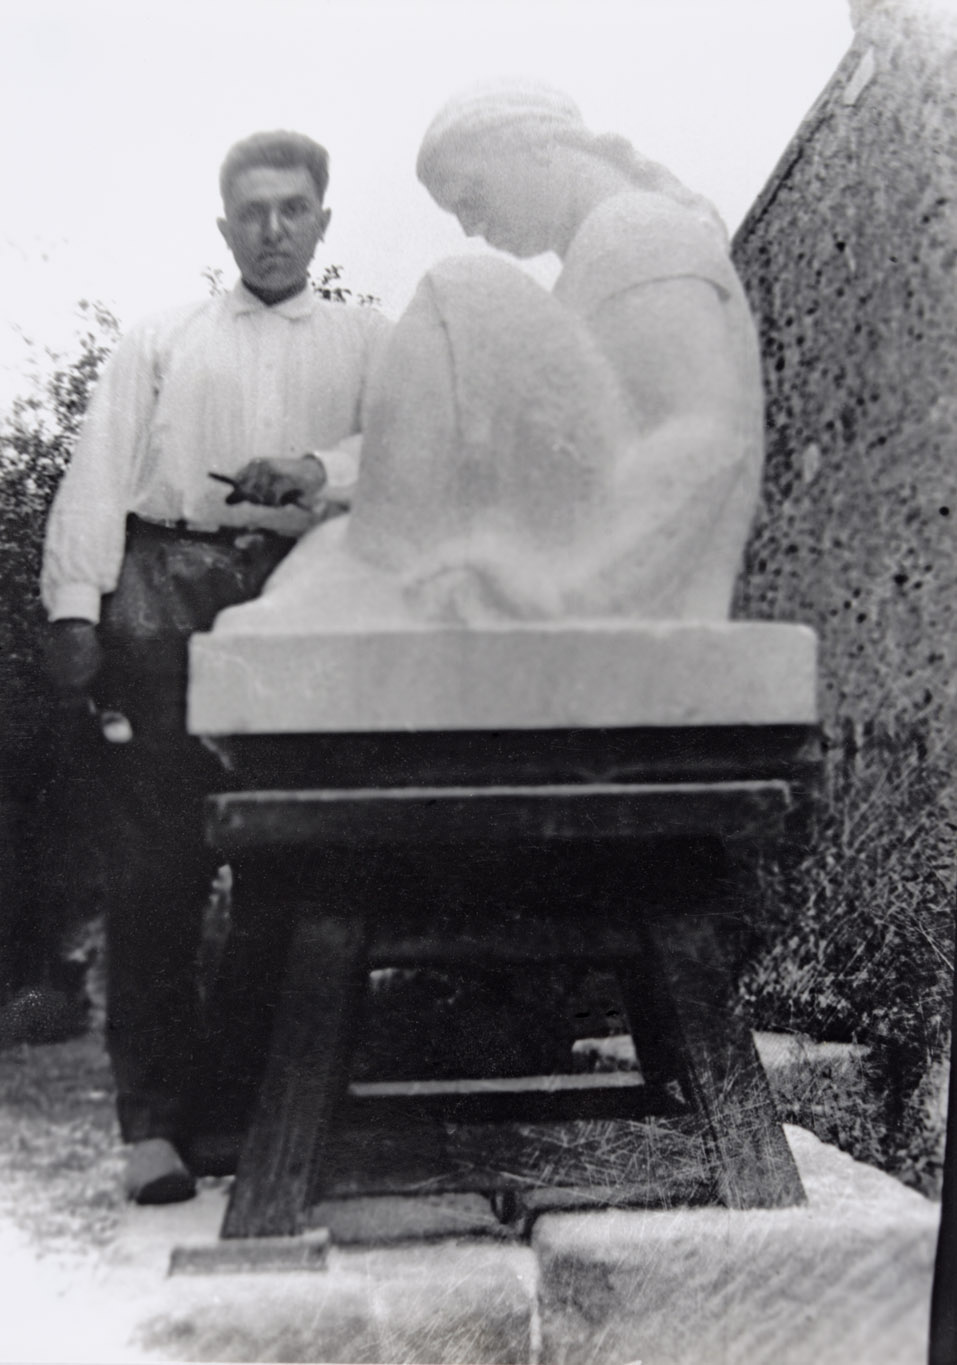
282, 200, 310, 219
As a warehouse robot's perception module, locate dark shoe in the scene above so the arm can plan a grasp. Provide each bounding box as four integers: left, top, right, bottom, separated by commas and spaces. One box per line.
0, 984, 89, 1050
124, 1138, 196, 1205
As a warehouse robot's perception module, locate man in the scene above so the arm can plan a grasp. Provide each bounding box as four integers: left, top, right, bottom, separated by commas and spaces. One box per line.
41, 130, 390, 1203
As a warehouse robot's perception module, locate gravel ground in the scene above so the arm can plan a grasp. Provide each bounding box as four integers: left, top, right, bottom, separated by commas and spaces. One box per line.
0, 1029, 124, 1259
0, 1028, 144, 1364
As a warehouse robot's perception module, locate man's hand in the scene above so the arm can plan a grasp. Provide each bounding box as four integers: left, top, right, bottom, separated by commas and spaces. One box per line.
211, 455, 328, 510
45, 619, 102, 698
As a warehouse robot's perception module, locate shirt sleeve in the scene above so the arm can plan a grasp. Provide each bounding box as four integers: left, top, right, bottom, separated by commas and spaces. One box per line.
40, 322, 159, 623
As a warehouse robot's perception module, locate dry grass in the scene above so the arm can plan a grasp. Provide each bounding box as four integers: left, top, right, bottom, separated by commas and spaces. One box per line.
736, 718, 954, 1195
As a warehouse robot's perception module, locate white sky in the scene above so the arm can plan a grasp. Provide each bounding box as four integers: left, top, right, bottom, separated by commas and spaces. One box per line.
0, 0, 853, 408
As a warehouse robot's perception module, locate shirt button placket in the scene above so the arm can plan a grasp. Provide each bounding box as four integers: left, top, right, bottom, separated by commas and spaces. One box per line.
257, 322, 282, 452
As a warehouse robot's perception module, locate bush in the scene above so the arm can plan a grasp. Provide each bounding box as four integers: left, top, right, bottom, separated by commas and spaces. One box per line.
0, 302, 119, 1002
0, 301, 120, 760
737, 718, 955, 1193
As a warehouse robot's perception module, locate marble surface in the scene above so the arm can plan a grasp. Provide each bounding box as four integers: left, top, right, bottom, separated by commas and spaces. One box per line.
188, 619, 816, 734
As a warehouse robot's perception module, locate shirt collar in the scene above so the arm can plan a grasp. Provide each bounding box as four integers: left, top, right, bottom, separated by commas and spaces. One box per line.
227, 279, 316, 319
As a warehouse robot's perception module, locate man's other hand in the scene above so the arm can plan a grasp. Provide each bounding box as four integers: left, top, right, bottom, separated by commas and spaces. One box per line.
218, 455, 328, 510
45, 619, 102, 697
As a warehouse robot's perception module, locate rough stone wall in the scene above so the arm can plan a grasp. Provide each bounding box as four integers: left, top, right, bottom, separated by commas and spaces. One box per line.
732, 1, 956, 784
729, 3, 955, 1149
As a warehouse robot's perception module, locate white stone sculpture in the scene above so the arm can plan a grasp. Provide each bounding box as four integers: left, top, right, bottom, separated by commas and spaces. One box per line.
212, 81, 765, 634
188, 84, 813, 736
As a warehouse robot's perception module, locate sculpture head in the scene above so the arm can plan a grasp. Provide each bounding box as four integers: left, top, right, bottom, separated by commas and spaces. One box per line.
417, 79, 724, 255
416, 81, 579, 256
421, 139, 559, 258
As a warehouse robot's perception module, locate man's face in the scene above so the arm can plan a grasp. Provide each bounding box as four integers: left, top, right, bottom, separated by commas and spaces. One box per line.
218, 166, 331, 299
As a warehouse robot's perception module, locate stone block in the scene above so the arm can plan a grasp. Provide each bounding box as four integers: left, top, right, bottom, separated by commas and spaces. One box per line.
534, 1124, 939, 1365
187, 620, 816, 735
110, 1192, 538, 1365
754, 1030, 875, 1124
305, 1192, 513, 1244
137, 1241, 537, 1364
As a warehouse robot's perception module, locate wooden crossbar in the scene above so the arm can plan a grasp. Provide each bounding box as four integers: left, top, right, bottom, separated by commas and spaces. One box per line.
209, 779, 792, 850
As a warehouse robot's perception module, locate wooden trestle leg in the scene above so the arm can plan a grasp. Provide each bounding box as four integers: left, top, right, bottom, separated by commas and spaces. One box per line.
221, 904, 371, 1239
621, 912, 805, 1209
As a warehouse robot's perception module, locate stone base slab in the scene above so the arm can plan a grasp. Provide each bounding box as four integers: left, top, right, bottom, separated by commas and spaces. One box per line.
77, 1122, 940, 1365
105, 1190, 538, 1364
534, 1125, 939, 1365
187, 621, 817, 735
144, 1240, 537, 1364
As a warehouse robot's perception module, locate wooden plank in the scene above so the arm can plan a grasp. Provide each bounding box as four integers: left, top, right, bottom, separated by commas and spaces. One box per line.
350, 1073, 645, 1097
170, 1230, 329, 1275
345, 1072, 686, 1126
640, 913, 806, 1209
364, 898, 656, 967
365, 924, 650, 966
211, 725, 822, 793
221, 909, 371, 1239
360, 842, 726, 968
208, 780, 792, 851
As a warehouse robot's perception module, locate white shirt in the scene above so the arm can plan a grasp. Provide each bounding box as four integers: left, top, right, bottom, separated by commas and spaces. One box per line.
41, 281, 391, 622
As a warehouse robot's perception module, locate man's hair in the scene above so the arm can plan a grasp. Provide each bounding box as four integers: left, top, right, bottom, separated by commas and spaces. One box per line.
219, 131, 330, 205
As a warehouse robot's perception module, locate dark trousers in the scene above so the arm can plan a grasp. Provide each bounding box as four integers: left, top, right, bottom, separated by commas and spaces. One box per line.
95, 517, 295, 1144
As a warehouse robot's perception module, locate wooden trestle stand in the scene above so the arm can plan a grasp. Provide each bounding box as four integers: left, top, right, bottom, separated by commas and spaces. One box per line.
191, 715, 821, 1245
